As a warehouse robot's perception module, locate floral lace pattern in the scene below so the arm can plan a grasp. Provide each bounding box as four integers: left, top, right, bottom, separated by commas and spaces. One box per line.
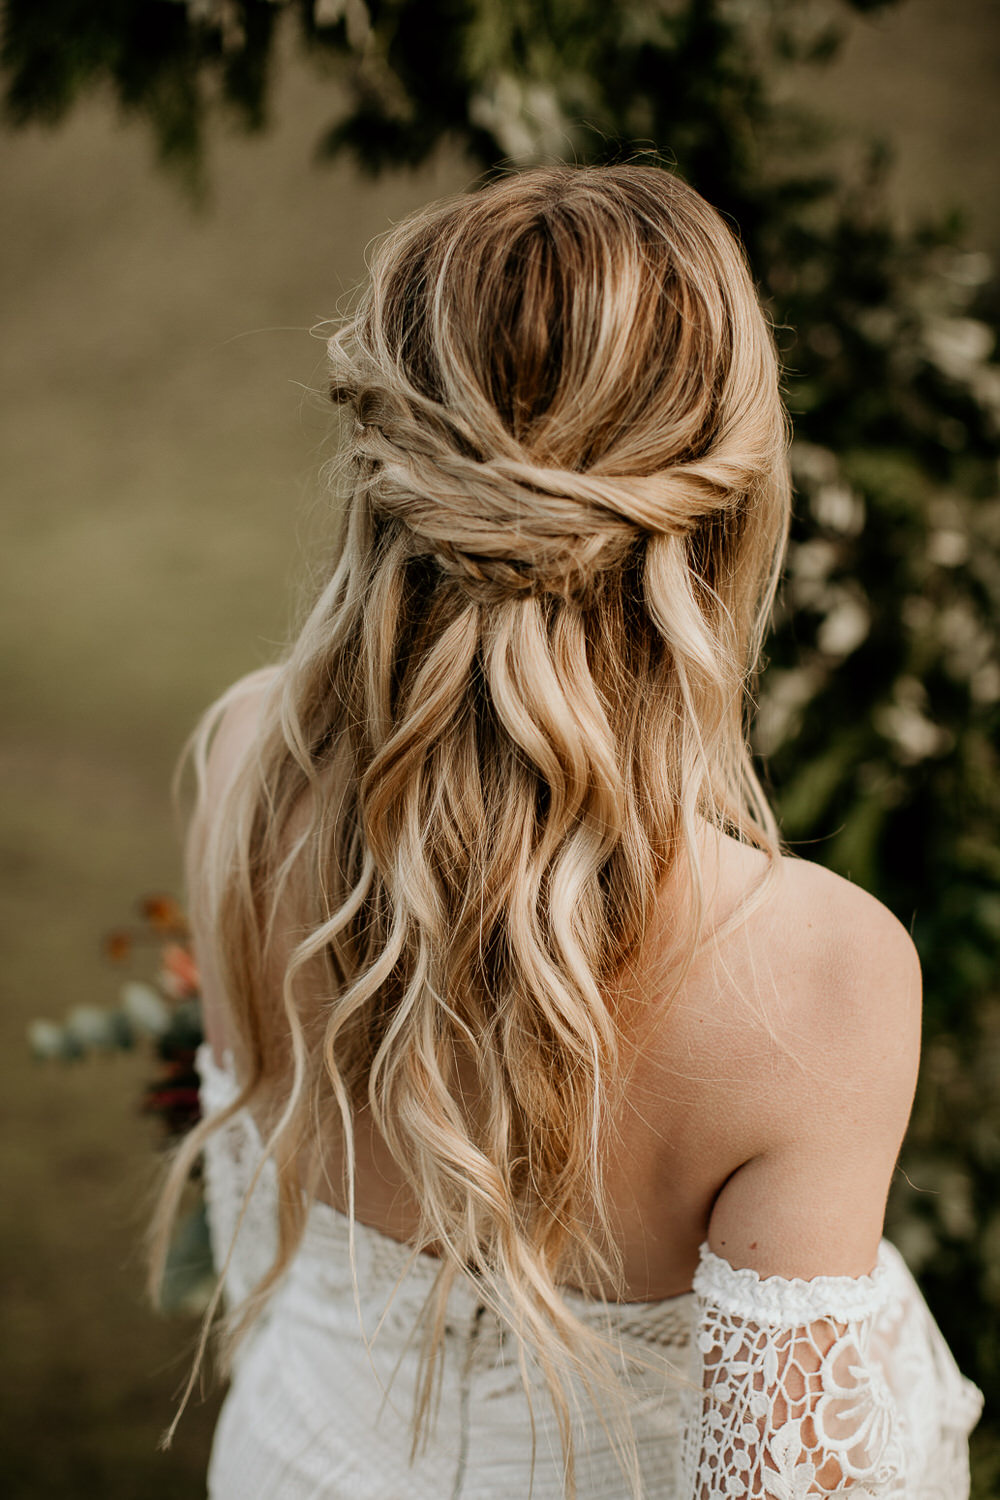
679, 1242, 983, 1499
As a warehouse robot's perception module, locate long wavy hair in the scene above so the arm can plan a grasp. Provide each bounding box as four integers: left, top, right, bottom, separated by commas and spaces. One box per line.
150, 164, 791, 1494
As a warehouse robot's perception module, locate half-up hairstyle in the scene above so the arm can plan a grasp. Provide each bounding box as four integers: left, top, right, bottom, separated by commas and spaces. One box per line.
151, 164, 791, 1495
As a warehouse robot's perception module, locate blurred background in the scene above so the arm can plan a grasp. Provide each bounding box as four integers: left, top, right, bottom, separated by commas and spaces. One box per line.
1, 1, 998, 1494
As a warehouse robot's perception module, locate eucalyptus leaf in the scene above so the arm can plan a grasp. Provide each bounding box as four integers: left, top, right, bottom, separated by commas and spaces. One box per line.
157, 1197, 216, 1316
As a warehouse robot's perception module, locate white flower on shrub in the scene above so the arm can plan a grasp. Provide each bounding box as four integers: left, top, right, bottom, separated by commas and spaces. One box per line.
313, 0, 371, 47
787, 538, 839, 609
923, 316, 995, 382
971, 661, 1000, 704
816, 589, 870, 659
811, 481, 865, 536
926, 529, 969, 567
875, 677, 952, 764
945, 250, 993, 290
938, 600, 994, 679
469, 74, 573, 162
789, 440, 839, 487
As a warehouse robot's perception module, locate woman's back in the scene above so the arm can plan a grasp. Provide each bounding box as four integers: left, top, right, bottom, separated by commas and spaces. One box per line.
202, 691, 920, 1303
195, 753, 980, 1498
157, 165, 983, 1495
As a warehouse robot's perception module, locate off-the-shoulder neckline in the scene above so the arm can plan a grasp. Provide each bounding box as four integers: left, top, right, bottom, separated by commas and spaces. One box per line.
695, 1239, 886, 1297
195, 1043, 888, 1312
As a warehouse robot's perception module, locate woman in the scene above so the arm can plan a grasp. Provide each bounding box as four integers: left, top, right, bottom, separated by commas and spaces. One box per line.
153, 165, 982, 1497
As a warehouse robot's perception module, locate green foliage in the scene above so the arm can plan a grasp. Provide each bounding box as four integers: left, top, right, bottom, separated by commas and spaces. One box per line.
157, 1193, 215, 1314
3, 0, 896, 186
4, 0, 999, 1464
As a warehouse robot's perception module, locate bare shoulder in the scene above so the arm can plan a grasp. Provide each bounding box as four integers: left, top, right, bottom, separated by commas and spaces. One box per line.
184, 665, 281, 1064
700, 848, 923, 1274
649, 836, 922, 1109
198, 664, 281, 802
660, 834, 922, 1056
773, 851, 917, 954
693, 833, 921, 1039
184, 666, 281, 892
767, 853, 922, 1067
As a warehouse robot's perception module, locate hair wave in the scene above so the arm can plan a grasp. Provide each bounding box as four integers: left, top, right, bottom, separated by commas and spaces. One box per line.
150, 163, 791, 1495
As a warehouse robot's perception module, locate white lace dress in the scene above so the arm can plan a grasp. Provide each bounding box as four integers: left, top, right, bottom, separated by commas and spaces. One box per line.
196, 1046, 982, 1499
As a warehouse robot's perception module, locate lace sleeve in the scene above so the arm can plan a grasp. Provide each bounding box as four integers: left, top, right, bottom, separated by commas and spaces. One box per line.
195, 1042, 279, 1313
679, 1241, 983, 1499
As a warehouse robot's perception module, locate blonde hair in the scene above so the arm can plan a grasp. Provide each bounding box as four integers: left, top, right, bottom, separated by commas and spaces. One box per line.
151, 164, 791, 1494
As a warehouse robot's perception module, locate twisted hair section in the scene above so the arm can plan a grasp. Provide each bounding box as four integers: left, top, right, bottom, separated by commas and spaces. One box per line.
150, 164, 791, 1496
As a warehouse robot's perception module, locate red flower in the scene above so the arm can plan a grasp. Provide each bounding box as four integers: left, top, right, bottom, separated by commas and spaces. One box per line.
104, 930, 132, 963
140, 894, 187, 934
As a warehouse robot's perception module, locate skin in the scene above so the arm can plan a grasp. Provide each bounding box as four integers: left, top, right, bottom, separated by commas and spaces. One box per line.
194, 678, 921, 1302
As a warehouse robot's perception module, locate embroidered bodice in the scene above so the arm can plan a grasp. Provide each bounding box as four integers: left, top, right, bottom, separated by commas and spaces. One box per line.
196, 1045, 982, 1499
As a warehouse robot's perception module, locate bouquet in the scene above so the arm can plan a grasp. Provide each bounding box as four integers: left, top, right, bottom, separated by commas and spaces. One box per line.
28, 895, 214, 1312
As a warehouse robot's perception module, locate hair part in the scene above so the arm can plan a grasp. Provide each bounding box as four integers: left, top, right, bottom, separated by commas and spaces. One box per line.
150, 163, 791, 1497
